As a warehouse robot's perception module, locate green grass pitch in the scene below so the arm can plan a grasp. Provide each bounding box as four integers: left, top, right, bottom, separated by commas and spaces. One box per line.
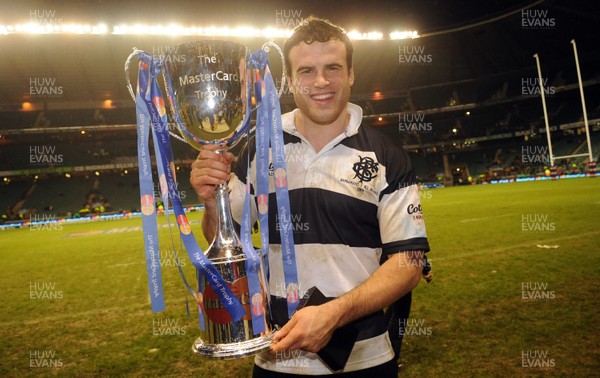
1, 177, 598, 377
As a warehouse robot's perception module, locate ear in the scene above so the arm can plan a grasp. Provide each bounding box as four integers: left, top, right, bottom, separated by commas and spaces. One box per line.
349, 67, 355, 87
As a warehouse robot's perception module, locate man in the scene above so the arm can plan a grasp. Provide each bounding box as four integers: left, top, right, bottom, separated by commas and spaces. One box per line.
191, 16, 430, 377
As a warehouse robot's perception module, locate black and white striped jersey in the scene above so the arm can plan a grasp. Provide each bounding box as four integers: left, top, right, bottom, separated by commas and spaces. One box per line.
229, 103, 430, 374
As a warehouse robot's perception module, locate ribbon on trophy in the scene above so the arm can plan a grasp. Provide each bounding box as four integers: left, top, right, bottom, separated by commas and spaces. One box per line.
134, 52, 247, 325
238, 53, 267, 335
249, 50, 301, 318
135, 53, 166, 314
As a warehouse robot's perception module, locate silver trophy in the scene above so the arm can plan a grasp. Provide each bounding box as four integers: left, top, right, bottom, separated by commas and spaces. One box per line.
125, 40, 285, 358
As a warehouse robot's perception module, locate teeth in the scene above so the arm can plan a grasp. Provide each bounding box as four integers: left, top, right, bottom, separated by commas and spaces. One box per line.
311, 93, 334, 100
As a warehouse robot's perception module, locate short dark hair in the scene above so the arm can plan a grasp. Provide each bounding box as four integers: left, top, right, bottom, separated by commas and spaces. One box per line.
283, 16, 353, 76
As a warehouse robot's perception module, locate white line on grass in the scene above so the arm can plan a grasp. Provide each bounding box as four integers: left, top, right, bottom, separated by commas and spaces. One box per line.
107, 262, 142, 268
459, 213, 517, 223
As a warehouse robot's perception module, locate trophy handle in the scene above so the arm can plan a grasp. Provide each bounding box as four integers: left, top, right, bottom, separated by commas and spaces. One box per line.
261, 42, 286, 98
124, 48, 146, 102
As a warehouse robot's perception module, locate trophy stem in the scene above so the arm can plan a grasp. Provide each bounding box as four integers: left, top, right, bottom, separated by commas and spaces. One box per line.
206, 182, 244, 261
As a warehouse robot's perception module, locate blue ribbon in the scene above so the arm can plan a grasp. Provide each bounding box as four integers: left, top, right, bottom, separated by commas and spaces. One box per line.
251, 51, 300, 318
238, 55, 268, 335
147, 60, 206, 330
135, 54, 166, 314
265, 66, 300, 316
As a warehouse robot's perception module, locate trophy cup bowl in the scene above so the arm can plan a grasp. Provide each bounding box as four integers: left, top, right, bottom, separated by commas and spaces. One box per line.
127, 40, 279, 358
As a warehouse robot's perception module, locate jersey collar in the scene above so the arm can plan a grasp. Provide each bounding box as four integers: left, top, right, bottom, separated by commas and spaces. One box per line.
282, 102, 363, 138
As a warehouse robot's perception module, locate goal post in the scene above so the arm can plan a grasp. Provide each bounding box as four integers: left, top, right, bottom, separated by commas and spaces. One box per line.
533, 39, 594, 167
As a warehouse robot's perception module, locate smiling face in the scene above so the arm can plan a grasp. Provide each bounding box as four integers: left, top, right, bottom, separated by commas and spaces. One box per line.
287, 39, 354, 129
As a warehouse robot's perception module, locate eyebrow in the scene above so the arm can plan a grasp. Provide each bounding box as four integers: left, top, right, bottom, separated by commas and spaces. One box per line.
295, 62, 344, 73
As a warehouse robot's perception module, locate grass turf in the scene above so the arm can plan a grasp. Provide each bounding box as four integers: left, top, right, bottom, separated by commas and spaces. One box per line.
0, 177, 598, 377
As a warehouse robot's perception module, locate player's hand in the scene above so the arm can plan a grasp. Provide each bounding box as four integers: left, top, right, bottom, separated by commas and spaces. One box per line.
270, 303, 338, 353
190, 144, 235, 202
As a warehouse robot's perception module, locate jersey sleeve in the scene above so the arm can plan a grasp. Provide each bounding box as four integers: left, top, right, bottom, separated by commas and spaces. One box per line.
377, 145, 430, 257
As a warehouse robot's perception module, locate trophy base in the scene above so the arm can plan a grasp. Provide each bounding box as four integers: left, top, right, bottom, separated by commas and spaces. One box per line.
192, 329, 276, 359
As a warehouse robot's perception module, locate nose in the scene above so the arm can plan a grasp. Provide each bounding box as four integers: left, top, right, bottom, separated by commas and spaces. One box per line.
313, 70, 330, 88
